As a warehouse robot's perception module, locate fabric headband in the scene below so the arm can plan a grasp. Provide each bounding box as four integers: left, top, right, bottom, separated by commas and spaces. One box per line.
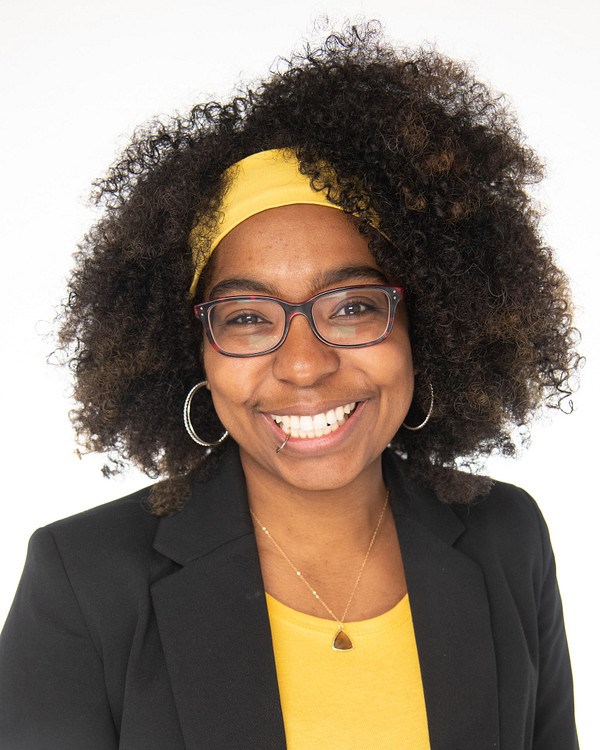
188, 148, 380, 298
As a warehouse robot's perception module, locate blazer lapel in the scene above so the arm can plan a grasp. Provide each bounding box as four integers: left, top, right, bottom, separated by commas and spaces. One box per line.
384, 453, 500, 749
151, 447, 286, 749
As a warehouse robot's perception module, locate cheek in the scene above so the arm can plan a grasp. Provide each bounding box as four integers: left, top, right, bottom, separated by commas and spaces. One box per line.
203, 345, 237, 396
379, 330, 414, 412
202, 345, 263, 420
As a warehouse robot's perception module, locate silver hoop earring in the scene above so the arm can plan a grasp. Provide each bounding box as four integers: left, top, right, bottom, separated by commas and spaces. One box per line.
402, 381, 434, 431
183, 381, 229, 447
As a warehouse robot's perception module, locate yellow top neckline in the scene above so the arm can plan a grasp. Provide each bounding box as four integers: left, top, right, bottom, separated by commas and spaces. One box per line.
264, 591, 410, 635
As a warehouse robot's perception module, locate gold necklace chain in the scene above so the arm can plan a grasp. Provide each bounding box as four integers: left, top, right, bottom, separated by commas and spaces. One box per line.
249, 489, 389, 651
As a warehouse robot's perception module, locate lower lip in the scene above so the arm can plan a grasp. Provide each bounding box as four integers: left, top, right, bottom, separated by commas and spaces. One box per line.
261, 402, 367, 454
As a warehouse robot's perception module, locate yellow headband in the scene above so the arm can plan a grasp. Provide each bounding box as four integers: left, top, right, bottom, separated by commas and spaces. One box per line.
188, 148, 378, 297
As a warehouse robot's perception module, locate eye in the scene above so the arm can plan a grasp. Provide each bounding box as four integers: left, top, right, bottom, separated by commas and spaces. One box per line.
333, 300, 374, 317
222, 311, 272, 327
331, 298, 382, 319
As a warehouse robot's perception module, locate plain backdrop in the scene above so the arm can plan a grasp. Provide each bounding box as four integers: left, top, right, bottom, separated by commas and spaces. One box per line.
1, 0, 598, 744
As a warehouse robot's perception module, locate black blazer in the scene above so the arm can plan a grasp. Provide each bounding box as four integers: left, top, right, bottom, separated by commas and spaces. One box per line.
0, 447, 578, 749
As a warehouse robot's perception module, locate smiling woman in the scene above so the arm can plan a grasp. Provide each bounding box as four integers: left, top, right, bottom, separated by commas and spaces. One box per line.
0, 21, 580, 750
202, 203, 414, 501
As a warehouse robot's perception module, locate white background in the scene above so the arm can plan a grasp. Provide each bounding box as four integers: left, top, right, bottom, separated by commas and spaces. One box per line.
1, 0, 598, 744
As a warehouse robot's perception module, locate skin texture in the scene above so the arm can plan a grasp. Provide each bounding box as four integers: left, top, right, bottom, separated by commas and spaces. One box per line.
203, 204, 410, 617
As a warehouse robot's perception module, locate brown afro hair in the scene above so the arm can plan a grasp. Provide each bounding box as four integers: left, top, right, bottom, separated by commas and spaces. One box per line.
56, 21, 581, 515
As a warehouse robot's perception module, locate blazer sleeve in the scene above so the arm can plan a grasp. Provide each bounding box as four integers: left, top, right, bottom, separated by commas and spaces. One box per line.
532, 501, 579, 749
0, 527, 118, 750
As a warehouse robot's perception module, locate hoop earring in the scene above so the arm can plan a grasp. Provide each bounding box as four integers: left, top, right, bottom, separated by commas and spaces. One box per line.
402, 381, 434, 431
183, 381, 229, 447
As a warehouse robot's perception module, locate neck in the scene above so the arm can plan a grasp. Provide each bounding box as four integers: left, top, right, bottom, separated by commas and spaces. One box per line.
240, 449, 388, 553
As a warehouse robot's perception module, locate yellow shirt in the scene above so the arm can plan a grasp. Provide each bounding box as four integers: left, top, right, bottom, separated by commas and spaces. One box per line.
265, 592, 431, 749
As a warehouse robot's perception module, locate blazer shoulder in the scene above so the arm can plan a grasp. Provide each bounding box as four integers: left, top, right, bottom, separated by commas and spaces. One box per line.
384, 449, 548, 554
454, 478, 549, 544
29, 486, 166, 620
451, 478, 555, 597
43, 484, 158, 554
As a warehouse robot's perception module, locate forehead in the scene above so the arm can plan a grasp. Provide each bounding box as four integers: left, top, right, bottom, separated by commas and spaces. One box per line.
205, 204, 383, 296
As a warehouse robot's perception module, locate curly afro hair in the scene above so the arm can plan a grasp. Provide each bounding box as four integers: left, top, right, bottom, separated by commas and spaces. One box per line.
57, 21, 581, 516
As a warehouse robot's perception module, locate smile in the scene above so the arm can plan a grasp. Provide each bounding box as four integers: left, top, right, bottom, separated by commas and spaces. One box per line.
270, 402, 357, 438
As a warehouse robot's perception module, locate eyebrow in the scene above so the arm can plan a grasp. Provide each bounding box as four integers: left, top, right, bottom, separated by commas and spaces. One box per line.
207, 265, 389, 300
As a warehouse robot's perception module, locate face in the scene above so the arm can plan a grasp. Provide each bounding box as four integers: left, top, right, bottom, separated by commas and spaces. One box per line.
202, 204, 414, 494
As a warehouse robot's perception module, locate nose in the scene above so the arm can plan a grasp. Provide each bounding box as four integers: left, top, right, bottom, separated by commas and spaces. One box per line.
271, 311, 340, 386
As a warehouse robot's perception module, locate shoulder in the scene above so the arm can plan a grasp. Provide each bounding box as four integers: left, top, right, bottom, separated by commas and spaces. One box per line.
386, 449, 548, 551
37, 485, 159, 568
453, 477, 550, 556
30, 488, 160, 573
24, 486, 165, 630
385, 450, 553, 588
449, 479, 555, 605
454, 478, 547, 542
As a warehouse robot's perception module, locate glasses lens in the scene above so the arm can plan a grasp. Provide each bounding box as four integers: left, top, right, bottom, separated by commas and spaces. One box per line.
208, 298, 285, 355
313, 288, 391, 345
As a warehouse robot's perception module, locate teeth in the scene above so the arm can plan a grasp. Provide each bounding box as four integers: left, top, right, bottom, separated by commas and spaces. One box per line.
313, 413, 327, 430
299, 416, 313, 432
271, 402, 357, 438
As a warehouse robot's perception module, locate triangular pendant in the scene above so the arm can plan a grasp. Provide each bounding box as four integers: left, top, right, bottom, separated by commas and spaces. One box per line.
332, 627, 353, 651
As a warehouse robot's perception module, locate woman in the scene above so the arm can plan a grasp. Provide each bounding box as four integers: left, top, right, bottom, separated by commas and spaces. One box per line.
0, 23, 579, 749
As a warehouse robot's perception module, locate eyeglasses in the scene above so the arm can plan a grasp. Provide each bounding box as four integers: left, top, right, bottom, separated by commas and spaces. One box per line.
194, 284, 404, 357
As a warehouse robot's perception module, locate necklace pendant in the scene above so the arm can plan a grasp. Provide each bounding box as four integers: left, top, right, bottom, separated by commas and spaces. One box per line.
332, 627, 353, 651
